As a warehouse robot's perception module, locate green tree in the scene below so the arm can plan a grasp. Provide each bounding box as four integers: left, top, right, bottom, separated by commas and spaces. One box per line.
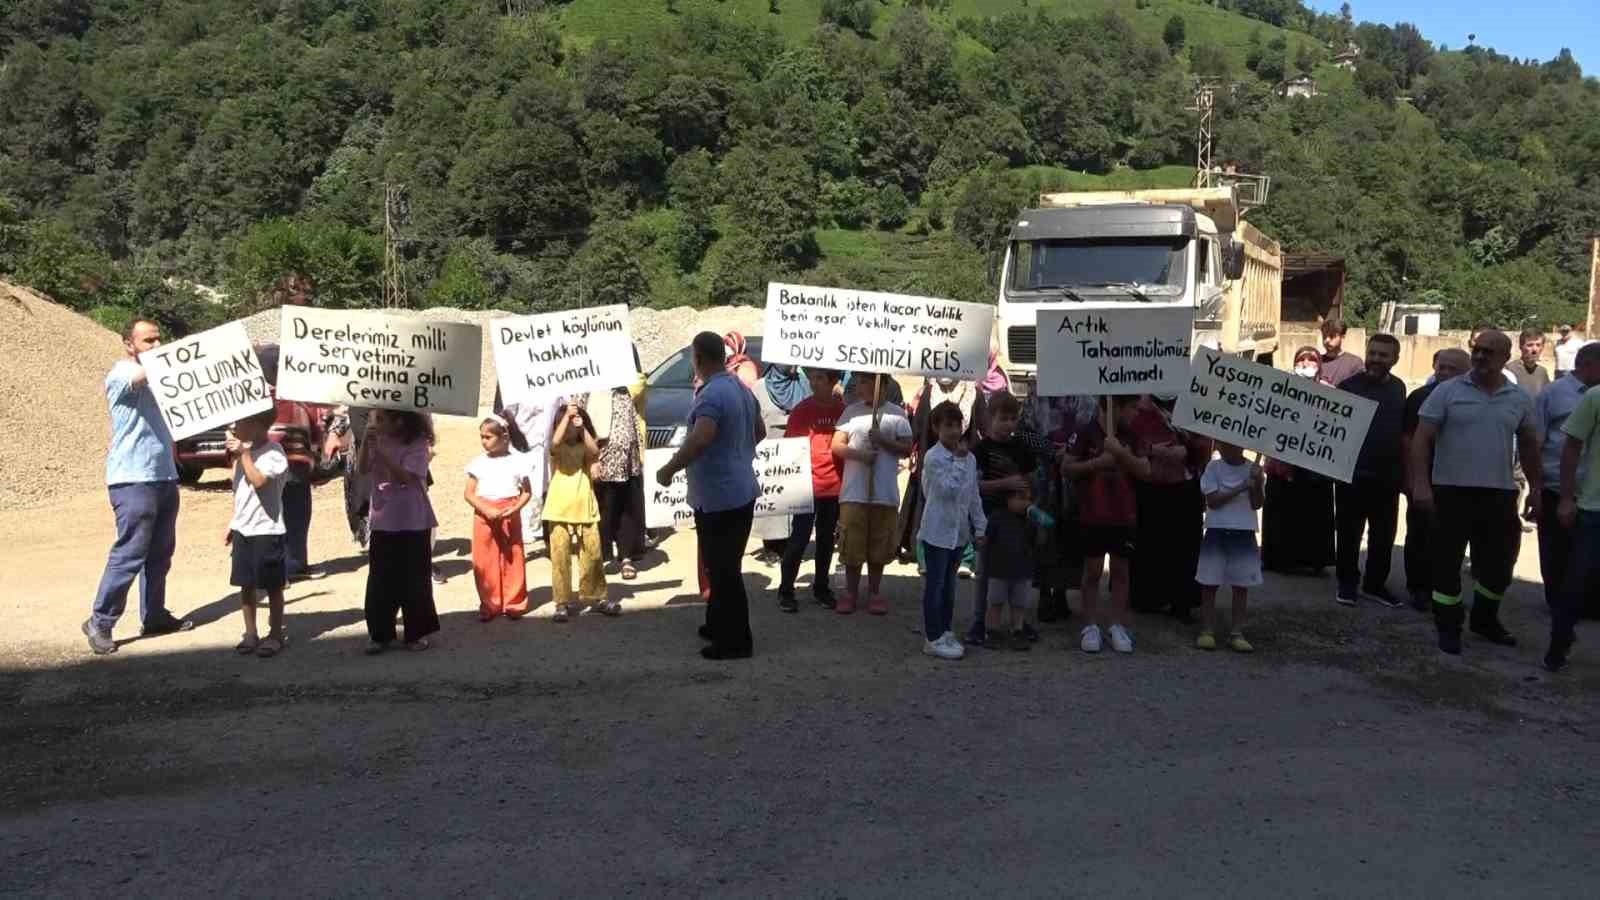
563, 220, 649, 310
224, 218, 383, 311
952, 163, 1022, 254
719, 144, 818, 263
1162, 16, 1186, 54
875, 184, 910, 231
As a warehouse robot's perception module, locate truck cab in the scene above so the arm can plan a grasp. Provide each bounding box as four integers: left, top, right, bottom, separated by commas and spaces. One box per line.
996, 186, 1282, 393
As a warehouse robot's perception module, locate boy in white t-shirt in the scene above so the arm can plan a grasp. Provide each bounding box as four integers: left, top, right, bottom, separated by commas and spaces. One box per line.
225, 408, 291, 658
830, 373, 914, 615
1195, 441, 1265, 653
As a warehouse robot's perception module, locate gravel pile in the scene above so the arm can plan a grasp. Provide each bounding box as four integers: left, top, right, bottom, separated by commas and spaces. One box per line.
240, 303, 769, 407
1, 281, 128, 510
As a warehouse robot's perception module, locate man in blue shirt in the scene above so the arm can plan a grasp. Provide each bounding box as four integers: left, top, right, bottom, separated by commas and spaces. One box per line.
1534, 343, 1600, 617
657, 332, 765, 660
84, 319, 194, 654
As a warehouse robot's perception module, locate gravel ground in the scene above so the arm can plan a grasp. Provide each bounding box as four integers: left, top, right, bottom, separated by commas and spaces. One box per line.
0, 281, 127, 511
2, 414, 1597, 897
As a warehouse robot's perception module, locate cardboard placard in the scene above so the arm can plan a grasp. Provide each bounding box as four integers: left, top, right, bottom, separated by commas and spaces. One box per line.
138, 321, 274, 440
762, 282, 995, 380
644, 437, 814, 529
1174, 348, 1377, 483
491, 305, 635, 407
275, 307, 483, 416
1036, 306, 1194, 396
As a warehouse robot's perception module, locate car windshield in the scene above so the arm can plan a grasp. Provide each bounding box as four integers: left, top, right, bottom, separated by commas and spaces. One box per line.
645, 339, 767, 388
1007, 237, 1187, 299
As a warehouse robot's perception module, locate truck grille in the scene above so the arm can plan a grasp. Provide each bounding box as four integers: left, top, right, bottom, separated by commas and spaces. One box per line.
647, 427, 676, 449
1007, 326, 1037, 364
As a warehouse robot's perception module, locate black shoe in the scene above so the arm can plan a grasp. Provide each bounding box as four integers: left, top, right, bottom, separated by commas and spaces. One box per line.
1021, 623, 1040, 642
140, 613, 194, 637
1010, 630, 1031, 651
778, 592, 798, 614
1408, 590, 1430, 613
965, 625, 987, 647
813, 590, 836, 610
1543, 640, 1571, 673
431, 566, 447, 585
701, 645, 753, 661
697, 624, 713, 641
1434, 600, 1464, 655
1171, 607, 1196, 626
1363, 587, 1405, 609
82, 619, 117, 655
1471, 623, 1518, 647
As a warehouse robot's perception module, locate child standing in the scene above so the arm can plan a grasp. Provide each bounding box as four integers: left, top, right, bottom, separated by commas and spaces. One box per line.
974, 392, 1040, 649
225, 408, 291, 657
918, 402, 986, 660
1063, 395, 1150, 654
777, 368, 846, 613
1196, 442, 1266, 652
359, 410, 441, 654
546, 403, 611, 620
466, 415, 533, 622
832, 373, 915, 615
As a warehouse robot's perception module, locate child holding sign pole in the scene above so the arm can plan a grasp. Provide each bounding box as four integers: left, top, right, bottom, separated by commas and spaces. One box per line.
832, 373, 914, 615
224, 408, 291, 658
1063, 395, 1150, 654
465, 415, 533, 621
1195, 443, 1266, 652
546, 404, 612, 620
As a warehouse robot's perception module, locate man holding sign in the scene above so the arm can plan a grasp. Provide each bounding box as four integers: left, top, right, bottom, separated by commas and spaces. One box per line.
83, 319, 195, 654
655, 333, 765, 661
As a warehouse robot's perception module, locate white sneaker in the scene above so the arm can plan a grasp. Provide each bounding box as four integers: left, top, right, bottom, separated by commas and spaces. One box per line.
938, 632, 966, 658
957, 564, 974, 580
1080, 625, 1103, 653
923, 637, 963, 660
1109, 624, 1134, 654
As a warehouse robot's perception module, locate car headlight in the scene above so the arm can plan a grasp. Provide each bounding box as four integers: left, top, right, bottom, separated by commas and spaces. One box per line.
669, 425, 689, 448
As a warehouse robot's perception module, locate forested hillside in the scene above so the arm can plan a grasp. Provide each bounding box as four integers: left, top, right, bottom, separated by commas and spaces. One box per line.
1, 0, 1597, 337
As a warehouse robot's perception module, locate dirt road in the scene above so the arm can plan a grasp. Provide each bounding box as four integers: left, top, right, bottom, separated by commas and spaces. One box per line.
2, 416, 1596, 897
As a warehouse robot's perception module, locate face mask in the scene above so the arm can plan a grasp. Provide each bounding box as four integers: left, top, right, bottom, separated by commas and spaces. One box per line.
1295, 365, 1319, 378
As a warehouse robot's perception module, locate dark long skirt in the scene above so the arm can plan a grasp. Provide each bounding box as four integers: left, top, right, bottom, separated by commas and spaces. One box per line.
365, 530, 440, 644
1131, 478, 1205, 614
1261, 473, 1336, 573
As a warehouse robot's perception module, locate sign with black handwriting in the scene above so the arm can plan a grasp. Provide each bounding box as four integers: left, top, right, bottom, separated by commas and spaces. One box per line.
762, 282, 994, 380
1036, 306, 1194, 396
491, 305, 635, 407
644, 438, 814, 529
1174, 348, 1376, 483
138, 321, 273, 440
275, 307, 482, 416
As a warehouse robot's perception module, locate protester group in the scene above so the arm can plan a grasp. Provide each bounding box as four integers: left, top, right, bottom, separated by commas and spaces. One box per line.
84, 309, 1600, 673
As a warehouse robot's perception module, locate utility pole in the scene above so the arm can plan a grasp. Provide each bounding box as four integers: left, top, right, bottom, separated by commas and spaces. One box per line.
1187, 78, 1220, 189
383, 182, 409, 309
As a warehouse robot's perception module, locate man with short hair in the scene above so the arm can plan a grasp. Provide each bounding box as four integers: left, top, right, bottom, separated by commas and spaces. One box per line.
1318, 319, 1363, 386
1534, 342, 1600, 622
1547, 344, 1600, 671
1401, 348, 1470, 611
656, 332, 765, 660
83, 319, 194, 654
1333, 333, 1407, 607
1411, 330, 1541, 654
1554, 324, 1590, 380
1515, 327, 1552, 399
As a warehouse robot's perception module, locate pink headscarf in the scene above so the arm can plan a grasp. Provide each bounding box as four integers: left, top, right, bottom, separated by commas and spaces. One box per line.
980, 348, 1010, 395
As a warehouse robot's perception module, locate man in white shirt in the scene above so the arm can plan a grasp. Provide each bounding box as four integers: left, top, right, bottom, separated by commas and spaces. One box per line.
831, 373, 914, 615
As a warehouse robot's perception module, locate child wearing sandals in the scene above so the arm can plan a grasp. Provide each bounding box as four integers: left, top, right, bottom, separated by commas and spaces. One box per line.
1195, 441, 1265, 653
226, 408, 291, 658
546, 403, 613, 620
466, 415, 533, 621
360, 410, 442, 653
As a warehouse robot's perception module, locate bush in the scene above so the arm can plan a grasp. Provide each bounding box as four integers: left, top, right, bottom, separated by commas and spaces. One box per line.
89, 305, 135, 333
822, 177, 875, 229
1163, 16, 1186, 54
875, 184, 910, 230
820, 0, 876, 37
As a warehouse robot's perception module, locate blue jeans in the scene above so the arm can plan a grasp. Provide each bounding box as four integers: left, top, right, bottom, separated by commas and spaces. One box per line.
921, 542, 961, 641
91, 481, 180, 631
1554, 509, 1600, 644
283, 478, 313, 575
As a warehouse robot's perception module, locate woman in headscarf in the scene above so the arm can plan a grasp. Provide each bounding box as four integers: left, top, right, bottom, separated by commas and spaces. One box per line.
896, 376, 988, 571
1128, 394, 1212, 623
1260, 346, 1337, 575
979, 341, 1011, 401
722, 332, 761, 390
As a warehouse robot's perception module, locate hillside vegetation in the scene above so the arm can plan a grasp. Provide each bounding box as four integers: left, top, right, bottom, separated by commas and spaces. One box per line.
0, 0, 1597, 338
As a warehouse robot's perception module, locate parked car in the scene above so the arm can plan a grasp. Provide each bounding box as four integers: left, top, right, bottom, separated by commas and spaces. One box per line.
642, 337, 768, 448
175, 428, 231, 483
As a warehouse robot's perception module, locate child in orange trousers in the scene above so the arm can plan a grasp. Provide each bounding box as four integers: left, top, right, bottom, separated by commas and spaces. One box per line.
465, 415, 532, 620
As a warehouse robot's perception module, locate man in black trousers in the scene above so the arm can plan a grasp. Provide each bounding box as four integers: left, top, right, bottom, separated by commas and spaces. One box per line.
1333, 332, 1408, 608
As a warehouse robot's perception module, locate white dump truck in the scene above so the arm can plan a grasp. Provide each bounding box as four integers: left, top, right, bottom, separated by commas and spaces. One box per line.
994, 186, 1283, 392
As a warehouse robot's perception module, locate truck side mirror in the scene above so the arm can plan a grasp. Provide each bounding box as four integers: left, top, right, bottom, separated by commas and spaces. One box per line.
1224, 243, 1246, 280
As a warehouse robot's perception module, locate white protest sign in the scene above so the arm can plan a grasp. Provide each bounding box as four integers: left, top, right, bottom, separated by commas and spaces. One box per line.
1174, 348, 1378, 483
762, 282, 994, 380
644, 438, 814, 529
138, 320, 273, 441
491, 305, 635, 406
1037, 306, 1194, 396
276, 306, 483, 416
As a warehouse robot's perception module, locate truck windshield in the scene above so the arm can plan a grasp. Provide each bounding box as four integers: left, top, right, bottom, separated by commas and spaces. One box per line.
1007, 237, 1188, 299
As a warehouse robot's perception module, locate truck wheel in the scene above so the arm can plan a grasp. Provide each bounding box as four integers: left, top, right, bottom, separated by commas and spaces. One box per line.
177, 464, 204, 485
